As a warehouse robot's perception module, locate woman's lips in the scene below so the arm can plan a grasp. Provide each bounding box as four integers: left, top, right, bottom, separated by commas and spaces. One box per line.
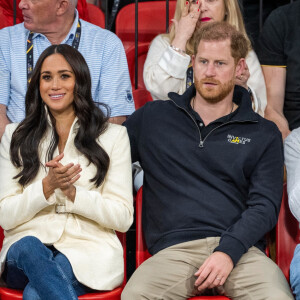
201, 17, 212, 22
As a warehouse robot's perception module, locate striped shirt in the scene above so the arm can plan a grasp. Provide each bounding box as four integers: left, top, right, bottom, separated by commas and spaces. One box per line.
0, 10, 134, 122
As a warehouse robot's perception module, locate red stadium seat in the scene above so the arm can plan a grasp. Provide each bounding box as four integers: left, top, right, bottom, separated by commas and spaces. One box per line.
0, 227, 126, 300
132, 88, 153, 110
115, 1, 176, 49
0, 0, 23, 29
87, 3, 105, 28
276, 183, 300, 282
126, 42, 150, 89
135, 187, 231, 300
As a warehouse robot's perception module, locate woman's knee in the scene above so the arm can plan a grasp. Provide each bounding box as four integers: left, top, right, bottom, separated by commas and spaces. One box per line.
7, 236, 45, 261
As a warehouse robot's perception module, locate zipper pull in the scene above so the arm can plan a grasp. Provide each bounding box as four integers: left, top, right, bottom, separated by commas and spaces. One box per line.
199, 141, 204, 148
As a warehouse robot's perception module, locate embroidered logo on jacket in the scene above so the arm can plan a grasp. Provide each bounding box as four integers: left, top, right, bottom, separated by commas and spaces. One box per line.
227, 134, 251, 145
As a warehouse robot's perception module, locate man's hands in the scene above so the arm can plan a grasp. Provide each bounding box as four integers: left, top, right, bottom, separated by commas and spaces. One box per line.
194, 252, 233, 294
42, 153, 82, 201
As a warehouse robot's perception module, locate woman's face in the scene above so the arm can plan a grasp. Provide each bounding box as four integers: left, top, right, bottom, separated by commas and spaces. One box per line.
39, 53, 76, 117
189, 0, 226, 26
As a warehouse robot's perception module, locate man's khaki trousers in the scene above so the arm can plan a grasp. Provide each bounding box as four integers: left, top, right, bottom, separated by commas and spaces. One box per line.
122, 237, 294, 300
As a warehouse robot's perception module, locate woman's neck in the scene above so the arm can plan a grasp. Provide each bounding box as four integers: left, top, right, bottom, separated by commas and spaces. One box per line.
54, 112, 76, 154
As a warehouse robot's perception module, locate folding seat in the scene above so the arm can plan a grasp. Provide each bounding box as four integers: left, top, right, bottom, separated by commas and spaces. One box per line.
0, 0, 23, 29
0, 227, 126, 300
132, 88, 153, 110
87, 3, 105, 28
135, 187, 231, 300
126, 42, 151, 90
276, 183, 300, 282
115, 1, 176, 50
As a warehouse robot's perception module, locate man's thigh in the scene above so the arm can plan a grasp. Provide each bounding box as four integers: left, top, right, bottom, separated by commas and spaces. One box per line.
122, 237, 220, 300
225, 246, 293, 300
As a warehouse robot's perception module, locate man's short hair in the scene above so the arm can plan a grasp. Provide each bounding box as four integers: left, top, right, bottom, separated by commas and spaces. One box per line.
193, 22, 248, 64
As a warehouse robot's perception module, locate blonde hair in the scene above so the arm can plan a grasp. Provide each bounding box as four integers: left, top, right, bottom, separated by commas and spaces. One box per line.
166, 0, 251, 56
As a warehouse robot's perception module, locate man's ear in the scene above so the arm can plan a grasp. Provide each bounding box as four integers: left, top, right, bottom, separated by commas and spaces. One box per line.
235, 58, 246, 77
57, 0, 70, 16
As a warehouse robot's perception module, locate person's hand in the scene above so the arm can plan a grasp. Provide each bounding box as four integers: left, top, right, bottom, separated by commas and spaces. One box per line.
194, 252, 233, 294
235, 63, 250, 90
43, 153, 81, 201
171, 1, 201, 51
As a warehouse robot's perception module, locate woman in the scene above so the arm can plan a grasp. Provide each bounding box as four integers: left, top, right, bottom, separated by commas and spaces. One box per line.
0, 44, 133, 299
143, 0, 266, 116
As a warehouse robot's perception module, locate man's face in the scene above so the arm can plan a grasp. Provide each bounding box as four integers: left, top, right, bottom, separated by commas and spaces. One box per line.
19, 0, 59, 32
192, 39, 243, 104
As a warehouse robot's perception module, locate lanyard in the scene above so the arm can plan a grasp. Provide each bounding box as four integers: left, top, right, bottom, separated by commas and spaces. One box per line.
186, 64, 194, 89
26, 20, 82, 86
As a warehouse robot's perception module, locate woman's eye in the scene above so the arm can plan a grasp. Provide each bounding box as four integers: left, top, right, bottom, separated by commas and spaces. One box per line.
61, 74, 70, 79
42, 75, 51, 80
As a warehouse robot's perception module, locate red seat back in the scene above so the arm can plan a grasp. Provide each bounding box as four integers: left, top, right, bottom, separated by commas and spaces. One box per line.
87, 3, 105, 28
115, 1, 176, 49
276, 183, 300, 282
132, 88, 153, 110
126, 42, 150, 89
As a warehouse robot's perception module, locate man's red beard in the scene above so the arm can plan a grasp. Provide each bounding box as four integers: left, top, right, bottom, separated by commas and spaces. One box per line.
194, 77, 235, 104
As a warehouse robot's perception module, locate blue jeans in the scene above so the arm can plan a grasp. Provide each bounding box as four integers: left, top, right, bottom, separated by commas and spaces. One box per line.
3, 236, 92, 300
290, 244, 300, 299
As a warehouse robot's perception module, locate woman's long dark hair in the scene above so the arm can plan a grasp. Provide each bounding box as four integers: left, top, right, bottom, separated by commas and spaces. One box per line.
10, 44, 110, 187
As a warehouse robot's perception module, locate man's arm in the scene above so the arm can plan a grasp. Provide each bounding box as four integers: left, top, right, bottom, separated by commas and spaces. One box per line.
109, 116, 126, 125
262, 65, 290, 139
0, 104, 10, 141
99, 33, 135, 120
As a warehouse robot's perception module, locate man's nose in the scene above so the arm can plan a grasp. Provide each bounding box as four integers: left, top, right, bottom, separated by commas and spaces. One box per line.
19, 0, 29, 10
205, 63, 216, 77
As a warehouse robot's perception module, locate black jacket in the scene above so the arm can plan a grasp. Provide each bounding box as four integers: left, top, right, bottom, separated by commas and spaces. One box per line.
124, 85, 283, 265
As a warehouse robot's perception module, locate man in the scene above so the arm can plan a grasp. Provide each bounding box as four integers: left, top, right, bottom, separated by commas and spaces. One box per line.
122, 22, 292, 299
256, 1, 300, 139
0, 0, 134, 139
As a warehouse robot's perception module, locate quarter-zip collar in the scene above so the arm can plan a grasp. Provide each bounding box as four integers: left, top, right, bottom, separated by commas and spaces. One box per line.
168, 84, 259, 123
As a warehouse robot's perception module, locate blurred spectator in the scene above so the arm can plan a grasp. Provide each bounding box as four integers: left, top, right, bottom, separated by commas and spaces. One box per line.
240, 0, 294, 49
257, 1, 300, 139
0, 0, 90, 28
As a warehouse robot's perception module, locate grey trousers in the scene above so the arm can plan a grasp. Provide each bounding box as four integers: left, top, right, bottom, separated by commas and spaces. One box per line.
122, 237, 294, 300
